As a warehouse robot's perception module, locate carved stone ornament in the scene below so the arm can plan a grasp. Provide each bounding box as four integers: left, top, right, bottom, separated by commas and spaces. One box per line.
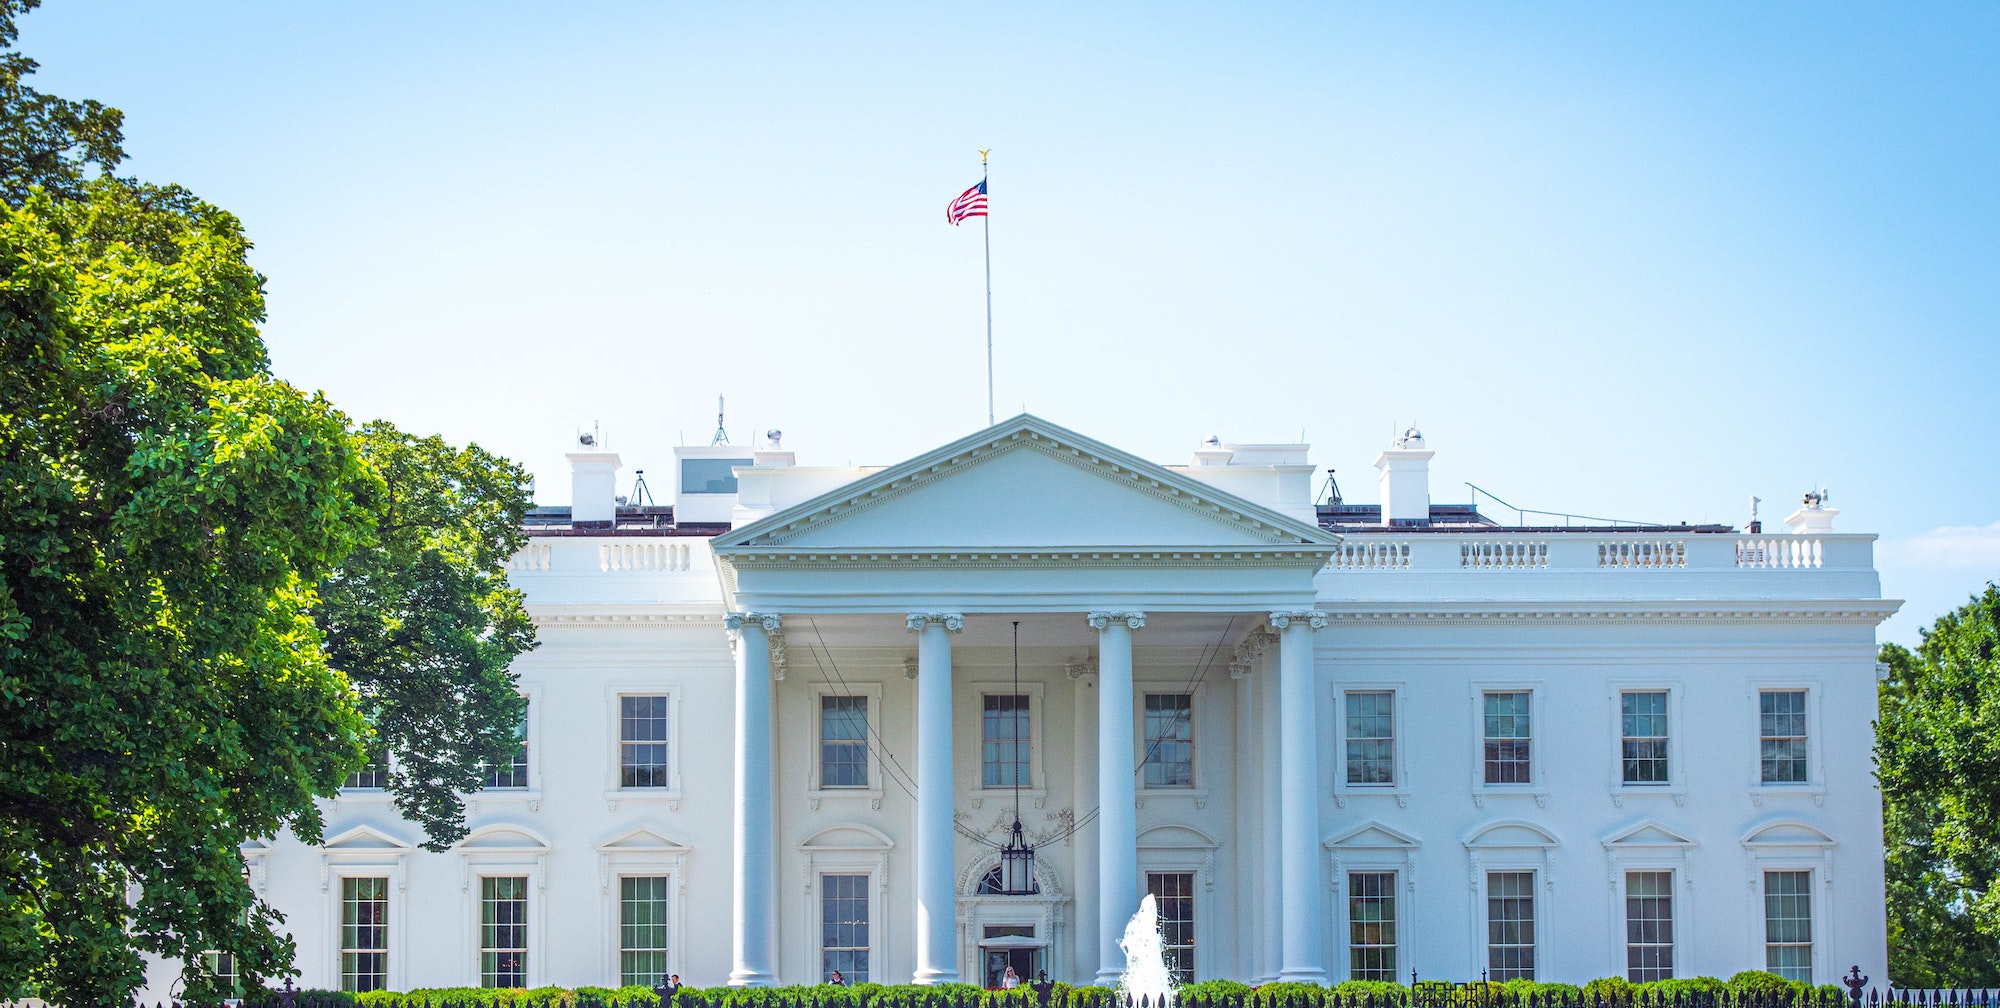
724, 611, 783, 633
905, 612, 965, 632
768, 631, 788, 681
1086, 611, 1146, 630
1267, 609, 1329, 630
1065, 658, 1099, 680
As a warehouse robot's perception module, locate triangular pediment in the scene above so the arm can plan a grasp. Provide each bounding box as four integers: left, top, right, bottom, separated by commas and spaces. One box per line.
715, 415, 1337, 553
597, 826, 692, 853
1327, 821, 1421, 849
323, 825, 412, 851
1603, 820, 1697, 849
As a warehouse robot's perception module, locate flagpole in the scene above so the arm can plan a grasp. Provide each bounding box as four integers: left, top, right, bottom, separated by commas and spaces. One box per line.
982, 152, 994, 427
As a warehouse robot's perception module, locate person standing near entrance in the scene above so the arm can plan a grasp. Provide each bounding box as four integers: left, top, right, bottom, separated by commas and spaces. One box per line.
1001, 966, 1020, 989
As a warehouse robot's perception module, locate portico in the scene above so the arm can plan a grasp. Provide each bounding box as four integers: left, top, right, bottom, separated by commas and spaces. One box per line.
711, 417, 1340, 986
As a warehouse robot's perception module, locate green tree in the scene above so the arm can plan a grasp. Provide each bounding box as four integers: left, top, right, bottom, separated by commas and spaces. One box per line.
318, 422, 536, 849
1878, 585, 2000, 987
0, 0, 122, 204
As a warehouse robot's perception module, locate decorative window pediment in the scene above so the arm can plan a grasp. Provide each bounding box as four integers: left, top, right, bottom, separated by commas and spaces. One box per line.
1742, 819, 1835, 848
1602, 820, 1697, 850
1327, 821, 1421, 850
1465, 821, 1560, 849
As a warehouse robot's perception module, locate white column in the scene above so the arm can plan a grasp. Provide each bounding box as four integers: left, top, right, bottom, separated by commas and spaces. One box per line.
1270, 610, 1329, 983
909, 612, 964, 984
1089, 610, 1145, 985
726, 611, 782, 987
1068, 659, 1101, 983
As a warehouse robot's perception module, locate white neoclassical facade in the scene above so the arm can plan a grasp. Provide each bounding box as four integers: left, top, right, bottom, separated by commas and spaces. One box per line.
159, 415, 1898, 997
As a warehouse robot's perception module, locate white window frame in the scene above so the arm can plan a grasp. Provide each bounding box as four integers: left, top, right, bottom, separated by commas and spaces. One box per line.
475, 874, 532, 988
1483, 869, 1541, 982
596, 827, 691, 985
820, 872, 875, 984
967, 680, 1047, 809
797, 824, 893, 984
1464, 821, 1558, 980
319, 826, 410, 993
1747, 682, 1826, 803
1147, 870, 1199, 984
1135, 682, 1208, 806
458, 826, 549, 989
1620, 869, 1679, 982
1607, 682, 1686, 804
604, 683, 684, 811
1742, 820, 1836, 985
1325, 821, 1420, 983
1601, 820, 1697, 981
809, 683, 885, 810
1470, 683, 1548, 806
1334, 685, 1408, 808
616, 875, 674, 988
1137, 826, 1216, 984
472, 686, 540, 813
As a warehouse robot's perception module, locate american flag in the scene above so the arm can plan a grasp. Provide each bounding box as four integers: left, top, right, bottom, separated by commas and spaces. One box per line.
947, 179, 988, 225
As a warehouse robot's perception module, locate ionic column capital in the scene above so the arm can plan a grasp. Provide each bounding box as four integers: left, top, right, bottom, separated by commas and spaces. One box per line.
1086, 610, 1146, 631
1268, 609, 1328, 631
725, 611, 783, 633
1228, 662, 1254, 680
905, 612, 964, 633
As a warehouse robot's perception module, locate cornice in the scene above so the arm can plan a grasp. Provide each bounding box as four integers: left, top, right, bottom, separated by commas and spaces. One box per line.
1313, 601, 1901, 626
722, 546, 1338, 570
529, 608, 724, 631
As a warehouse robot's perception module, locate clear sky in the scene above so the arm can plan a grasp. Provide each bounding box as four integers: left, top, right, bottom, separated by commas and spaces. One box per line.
19, 2, 1999, 644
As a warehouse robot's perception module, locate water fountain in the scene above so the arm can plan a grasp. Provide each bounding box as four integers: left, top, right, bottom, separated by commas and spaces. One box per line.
1117, 893, 1177, 1007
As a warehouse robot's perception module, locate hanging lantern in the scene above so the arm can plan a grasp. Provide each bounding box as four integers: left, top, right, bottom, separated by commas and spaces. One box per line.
998, 818, 1035, 895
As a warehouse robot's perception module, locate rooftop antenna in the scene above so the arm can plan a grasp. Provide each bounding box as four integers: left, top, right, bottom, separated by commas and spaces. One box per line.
1319, 468, 1344, 506
629, 470, 655, 507
711, 395, 730, 445
1747, 495, 1762, 534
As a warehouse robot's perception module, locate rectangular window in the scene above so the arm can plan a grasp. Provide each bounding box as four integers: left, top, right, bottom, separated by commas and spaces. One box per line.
480, 876, 528, 988
1764, 870, 1813, 982
621, 695, 670, 788
339, 877, 388, 993
1625, 871, 1674, 981
201, 952, 240, 998
1148, 872, 1195, 984
1621, 691, 1669, 785
982, 695, 1031, 788
1483, 692, 1532, 785
1143, 693, 1195, 787
1760, 691, 1808, 783
820, 696, 869, 788
1486, 871, 1536, 981
344, 741, 387, 790
681, 458, 753, 495
619, 876, 670, 987
821, 873, 871, 984
1345, 691, 1396, 785
485, 699, 529, 789
1347, 871, 1398, 981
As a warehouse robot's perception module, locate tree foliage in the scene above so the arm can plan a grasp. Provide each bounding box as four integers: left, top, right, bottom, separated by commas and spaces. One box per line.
1878, 585, 2000, 987
0, 0, 121, 204
0, 5, 536, 1000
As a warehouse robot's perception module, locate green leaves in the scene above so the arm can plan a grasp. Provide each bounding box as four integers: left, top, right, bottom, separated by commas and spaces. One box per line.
1878, 585, 2000, 986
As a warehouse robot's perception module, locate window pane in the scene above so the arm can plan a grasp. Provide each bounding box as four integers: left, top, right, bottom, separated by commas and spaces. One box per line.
1625, 871, 1674, 981
1348, 871, 1397, 981
620, 876, 670, 987
1143, 694, 1195, 788
1483, 693, 1531, 785
340, 877, 389, 992
480, 876, 528, 988
982, 695, 1031, 788
1487, 871, 1536, 981
1345, 692, 1395, 786
1148, 872, 1196, 985
820, 696, 869, 788
821, 874, 871, 984
1764, 870, 1813, 982
1621, 692, 1669, 785
485, 698, 530, 789
622, 695, 671, 788
1760, 691, 1808, 783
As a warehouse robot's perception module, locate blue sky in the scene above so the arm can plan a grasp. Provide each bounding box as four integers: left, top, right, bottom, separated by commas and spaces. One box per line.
20, 2, 1999, 644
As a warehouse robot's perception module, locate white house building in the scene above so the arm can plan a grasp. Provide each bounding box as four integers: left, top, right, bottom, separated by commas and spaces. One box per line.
177, 414, 1898, 996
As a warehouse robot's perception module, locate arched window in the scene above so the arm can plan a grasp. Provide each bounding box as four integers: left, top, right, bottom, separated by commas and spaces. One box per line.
977, 865, 1039, 895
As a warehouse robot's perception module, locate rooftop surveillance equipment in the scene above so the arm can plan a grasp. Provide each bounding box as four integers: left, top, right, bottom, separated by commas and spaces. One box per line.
766, 429, 782, 448
711, 395, 730, 445
577, 432, 595, 447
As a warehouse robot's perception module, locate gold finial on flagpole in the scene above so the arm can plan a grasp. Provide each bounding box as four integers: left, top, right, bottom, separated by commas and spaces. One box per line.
979, 148, 991, 163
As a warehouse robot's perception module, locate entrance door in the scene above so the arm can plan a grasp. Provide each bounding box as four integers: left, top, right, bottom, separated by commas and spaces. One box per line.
980, 926, 1042, 988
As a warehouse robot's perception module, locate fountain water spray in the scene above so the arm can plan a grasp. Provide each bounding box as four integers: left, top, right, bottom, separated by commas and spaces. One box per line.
1117, 893, 1176, 1007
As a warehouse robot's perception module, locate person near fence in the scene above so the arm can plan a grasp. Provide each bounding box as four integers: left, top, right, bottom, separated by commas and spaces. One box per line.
1001, 966, 1020, 989
829, 970, 846, 986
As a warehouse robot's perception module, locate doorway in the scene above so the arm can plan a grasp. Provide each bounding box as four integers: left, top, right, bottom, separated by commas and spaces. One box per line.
979, 926, 1044, 988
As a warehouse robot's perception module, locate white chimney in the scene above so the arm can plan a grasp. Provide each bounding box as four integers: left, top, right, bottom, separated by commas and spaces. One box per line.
1373, 428, 1434, 526
568, 449, 622, 525
1783, 489, 1837, 534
